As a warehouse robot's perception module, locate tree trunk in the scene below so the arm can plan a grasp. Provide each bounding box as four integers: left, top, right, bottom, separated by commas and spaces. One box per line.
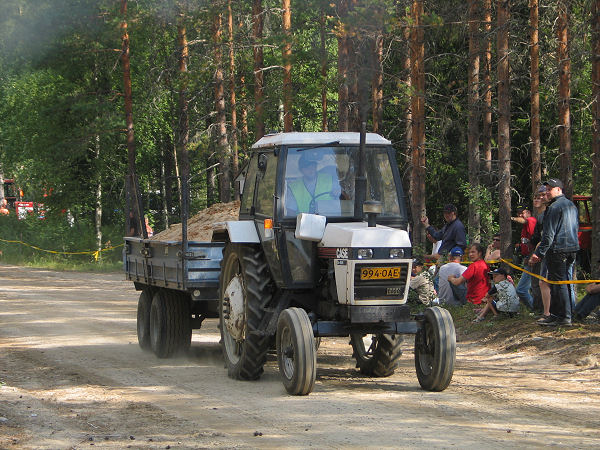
0, 164, 4, 205
161, 147, 170, 228
176, 13, 190, 211
120, 0, 142, 237
320, 6, 328, 131
592, 0, 600, 277
214, 11, 231, 202
240, 74, 249, 152
372, 33, 383, 133
482, 0, 493, 175
337, 0, 349, 132
497, 0, 511, 257
404, 23, 412, 200
227, 0, 239, 192
94, 135, 102, 256
557, 0, 572, 198
410, 0, 426, 247
252, 0, 265, 139
282, 0, 293, 132
530, 0, 541, 192
467, 0, 481, 243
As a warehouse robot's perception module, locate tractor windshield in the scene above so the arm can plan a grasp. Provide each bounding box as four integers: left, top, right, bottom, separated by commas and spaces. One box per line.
283, 146, 404, 220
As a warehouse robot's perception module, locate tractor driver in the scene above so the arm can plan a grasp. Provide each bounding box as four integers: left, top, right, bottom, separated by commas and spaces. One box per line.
285, 152, 341, 215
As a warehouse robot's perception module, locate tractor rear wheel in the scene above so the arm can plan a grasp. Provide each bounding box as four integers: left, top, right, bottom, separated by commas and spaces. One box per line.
414, 306, 456, 391
350, 333, 402, 377
218, 244, 272, 380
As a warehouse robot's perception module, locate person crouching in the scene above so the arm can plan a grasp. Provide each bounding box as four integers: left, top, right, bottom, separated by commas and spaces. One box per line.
473, 267, 520, 322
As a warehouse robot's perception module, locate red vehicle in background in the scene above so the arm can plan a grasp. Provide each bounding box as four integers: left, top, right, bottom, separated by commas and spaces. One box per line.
3, 179, 23, 209
573, 195, 592, 272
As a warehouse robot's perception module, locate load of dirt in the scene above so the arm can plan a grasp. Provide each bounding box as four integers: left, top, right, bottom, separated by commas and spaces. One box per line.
151, 201, 240, 242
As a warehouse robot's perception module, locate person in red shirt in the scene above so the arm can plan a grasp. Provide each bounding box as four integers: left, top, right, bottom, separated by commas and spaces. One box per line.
511, 207, 538, 310
448, 243, 490, 305
511, 207, 537, 258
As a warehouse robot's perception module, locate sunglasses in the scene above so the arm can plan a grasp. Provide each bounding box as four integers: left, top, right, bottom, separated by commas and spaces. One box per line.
493, 238, 500, 241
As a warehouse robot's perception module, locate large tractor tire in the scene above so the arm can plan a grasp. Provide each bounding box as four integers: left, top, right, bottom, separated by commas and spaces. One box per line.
218, 244, 272, 380
150, 289, 191, 358
414, 306, 456, 391
136, 289, 154, 351
350, 333, 402, 377
276, 307, 316, 395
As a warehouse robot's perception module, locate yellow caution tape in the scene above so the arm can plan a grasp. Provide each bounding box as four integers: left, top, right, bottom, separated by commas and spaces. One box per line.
499, 258, 600, 285
0, 238, 123, 261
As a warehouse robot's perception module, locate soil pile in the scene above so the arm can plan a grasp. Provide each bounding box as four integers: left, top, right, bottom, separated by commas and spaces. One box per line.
151, 201, 240, 242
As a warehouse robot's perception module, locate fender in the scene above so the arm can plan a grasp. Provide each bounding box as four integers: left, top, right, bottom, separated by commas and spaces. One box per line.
212, 220, 260, 244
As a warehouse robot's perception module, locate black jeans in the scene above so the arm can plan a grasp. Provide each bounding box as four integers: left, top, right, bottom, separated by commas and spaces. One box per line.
545, 251, 576, 320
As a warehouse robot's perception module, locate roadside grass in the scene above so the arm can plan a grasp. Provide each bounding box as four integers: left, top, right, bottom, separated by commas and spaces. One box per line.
0, 254, 122, 273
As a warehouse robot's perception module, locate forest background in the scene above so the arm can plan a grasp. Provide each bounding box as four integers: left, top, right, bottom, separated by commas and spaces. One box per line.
0, 0, 598, 274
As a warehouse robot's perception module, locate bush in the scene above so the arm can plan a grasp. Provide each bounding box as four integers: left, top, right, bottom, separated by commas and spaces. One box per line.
0, 210, 124, 271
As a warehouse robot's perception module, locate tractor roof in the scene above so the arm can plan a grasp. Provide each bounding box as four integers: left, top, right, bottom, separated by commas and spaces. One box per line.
251, 132, 391, 149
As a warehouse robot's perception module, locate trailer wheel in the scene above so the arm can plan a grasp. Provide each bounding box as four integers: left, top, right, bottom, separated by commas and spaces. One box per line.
136, 289, 153, 351
150, 289, 190, 358
276, 307, 316, 395
218, 244, 271, 380
414, 306, 456, 391
350, 334, 402, 377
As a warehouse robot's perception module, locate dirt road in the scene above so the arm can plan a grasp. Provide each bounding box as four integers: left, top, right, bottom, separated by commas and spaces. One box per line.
1, 264, 599, 449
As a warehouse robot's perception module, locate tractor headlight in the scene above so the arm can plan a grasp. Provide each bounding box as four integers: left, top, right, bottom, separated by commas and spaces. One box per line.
389, 248, 404, 259
357, 248, 373, 259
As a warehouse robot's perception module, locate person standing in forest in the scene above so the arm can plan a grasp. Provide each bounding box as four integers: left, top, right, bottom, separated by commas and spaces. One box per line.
530, 186, 551, 317
421, 204, 467, 260
529, 179, 579, 326
511, 206, 537, 310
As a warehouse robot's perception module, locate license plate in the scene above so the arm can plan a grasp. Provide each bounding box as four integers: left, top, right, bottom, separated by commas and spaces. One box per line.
360, 267, 401, 280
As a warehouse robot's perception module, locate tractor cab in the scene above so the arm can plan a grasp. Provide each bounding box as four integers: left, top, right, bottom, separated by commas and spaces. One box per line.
236, 132, 410, 289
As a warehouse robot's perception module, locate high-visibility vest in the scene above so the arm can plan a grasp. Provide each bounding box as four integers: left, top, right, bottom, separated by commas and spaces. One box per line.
290, 173, 334, 213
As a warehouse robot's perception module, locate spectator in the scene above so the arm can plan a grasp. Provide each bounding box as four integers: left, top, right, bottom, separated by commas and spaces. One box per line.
530, 185, 551, 317
573, 281, 600, 322
420, 204, 467, 260
144, 215, 153, 238
448, 243, 490, 305
530, 178, 579, 326
438, 247, 467, 306
485, 233, 501, 263
512, 206, 537, 311
473, 267, 520, 322
409, 257, 437, 306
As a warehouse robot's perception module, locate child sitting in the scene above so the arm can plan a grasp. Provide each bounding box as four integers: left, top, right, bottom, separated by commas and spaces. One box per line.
473, 267, 520, 322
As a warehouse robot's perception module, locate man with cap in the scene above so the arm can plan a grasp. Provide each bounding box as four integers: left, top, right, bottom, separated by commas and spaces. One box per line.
409, 257, 437, 306
286, 151, 340, 215
437, 246, 467, 306
420, 204, 467, 260
529, 178, 579, 326
511, 206, 537, 310
473, 267, 520, 322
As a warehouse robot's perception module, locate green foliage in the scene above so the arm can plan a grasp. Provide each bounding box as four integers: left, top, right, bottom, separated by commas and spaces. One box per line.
0, 0, 597, 270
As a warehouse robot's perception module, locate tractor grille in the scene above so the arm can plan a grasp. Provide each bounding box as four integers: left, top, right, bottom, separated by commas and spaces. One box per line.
353, 262, 409, 301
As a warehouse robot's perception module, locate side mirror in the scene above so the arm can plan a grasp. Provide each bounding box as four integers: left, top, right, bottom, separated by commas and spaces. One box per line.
295, 213, 326, 242
236, 177, 245, 196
